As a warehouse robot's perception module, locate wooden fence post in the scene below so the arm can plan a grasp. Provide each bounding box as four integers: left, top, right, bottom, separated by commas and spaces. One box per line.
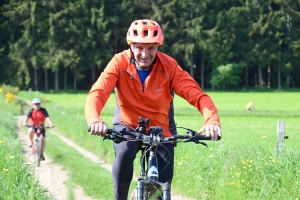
276, 121, 285, 157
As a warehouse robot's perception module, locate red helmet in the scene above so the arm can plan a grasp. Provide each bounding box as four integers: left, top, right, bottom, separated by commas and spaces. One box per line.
126, 19, 164, 45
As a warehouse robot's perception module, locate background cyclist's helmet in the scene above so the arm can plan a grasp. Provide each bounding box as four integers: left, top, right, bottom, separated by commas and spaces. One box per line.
126, 19, 164, 45
32, 98, 41, 104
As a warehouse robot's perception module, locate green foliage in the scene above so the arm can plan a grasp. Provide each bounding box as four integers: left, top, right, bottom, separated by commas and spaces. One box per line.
1, 0, 300, 89
210, 63, 243, 89
0, 84, 19, 95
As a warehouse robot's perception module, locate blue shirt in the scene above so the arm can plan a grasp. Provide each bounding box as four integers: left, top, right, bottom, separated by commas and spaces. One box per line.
137, 68, 151, 85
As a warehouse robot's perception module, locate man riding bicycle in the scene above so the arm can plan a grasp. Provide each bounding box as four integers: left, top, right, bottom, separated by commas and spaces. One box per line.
85, 19, 222, 200
22, 98, 55, 161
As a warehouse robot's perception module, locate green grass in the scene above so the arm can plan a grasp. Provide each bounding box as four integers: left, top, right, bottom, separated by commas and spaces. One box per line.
17, 90, 300, 199
44, 130, 115, 199
0, 100, 51, 200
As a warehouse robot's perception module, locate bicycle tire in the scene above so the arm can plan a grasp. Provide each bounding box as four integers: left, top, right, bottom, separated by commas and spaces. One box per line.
35, 137, 42, 167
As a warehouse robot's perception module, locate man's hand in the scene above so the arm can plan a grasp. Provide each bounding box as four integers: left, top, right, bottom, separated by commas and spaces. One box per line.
198, 124, 222, 141
89, 121, 108, 137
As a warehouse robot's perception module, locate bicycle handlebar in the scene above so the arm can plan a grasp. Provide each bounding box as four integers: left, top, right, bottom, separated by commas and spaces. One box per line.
88, 126, 221, 146
26, 125, 53, 129
88, 117, 221, 147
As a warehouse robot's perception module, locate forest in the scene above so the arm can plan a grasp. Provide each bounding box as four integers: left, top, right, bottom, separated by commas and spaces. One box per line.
1, 0, 300, 91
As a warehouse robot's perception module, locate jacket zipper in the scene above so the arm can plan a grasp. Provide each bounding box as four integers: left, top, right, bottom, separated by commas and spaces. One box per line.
130, 72, 145, 92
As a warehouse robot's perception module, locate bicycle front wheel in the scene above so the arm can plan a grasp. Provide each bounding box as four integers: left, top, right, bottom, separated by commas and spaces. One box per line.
34, 139, 42, 167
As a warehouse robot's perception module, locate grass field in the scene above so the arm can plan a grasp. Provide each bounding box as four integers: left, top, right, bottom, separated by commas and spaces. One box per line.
0, 97, 51, 200
9, 90, 300, 199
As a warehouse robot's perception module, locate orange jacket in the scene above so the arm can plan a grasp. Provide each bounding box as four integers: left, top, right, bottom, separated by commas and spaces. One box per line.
85, 49, 220, 136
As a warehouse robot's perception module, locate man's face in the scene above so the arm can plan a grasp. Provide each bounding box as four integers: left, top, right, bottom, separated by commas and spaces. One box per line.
131, 43, 159, 69
33, 103, 40, 110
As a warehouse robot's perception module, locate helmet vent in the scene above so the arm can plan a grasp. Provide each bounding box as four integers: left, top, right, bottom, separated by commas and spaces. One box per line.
143, 21, 148, 25
133, 30, 138, 36
143, 30, 148, 36
153, 30, 158, 37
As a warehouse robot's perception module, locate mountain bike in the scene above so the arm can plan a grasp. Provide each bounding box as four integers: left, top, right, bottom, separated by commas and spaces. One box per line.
94, 116, 221, 200
27, 123, 51, 167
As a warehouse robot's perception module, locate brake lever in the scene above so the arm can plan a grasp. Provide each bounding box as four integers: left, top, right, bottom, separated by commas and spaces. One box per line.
103, 135, 114, 141
183, 136, 208, 147
193, 140, 208, 147
103, 132, 125, 144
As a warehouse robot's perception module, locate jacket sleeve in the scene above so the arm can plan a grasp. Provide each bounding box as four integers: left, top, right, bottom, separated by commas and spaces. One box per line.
41, 108, 49, 117
26, 108, 34, 118
171, 61, 220, 127
84, 56, 120, 126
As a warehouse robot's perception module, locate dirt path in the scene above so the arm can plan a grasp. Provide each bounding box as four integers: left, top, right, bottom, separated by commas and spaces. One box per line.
17, 115, 194, 200
16, 116, 96, 200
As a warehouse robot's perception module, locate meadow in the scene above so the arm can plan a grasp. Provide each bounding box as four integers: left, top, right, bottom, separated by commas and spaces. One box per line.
2, 90, 300, 199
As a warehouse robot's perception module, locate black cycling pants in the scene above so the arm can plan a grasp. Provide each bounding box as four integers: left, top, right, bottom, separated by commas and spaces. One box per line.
112, 124, 174, 193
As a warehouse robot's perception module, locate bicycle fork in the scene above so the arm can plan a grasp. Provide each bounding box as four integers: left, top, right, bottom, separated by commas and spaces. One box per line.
137, 148, 171, 200
137, 181, 170, 200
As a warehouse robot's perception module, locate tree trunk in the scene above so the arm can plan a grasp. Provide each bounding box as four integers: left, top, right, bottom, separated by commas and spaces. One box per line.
190, 54, 194, 79
34, 68, 38, 91
244, 67, 248, 88
267, 65, 270, 89
286, 75, 290, 89
64, 67, 67, 90
73, 70, 77, 90
55, 70, 59, 90
211, 66, 215, 90
201, 51, 204, 89
92, 68, 95, 83
45, 69, 48, 91
277, 65, 281, 90
189, 4, 194, 79
258, 62, 263, 89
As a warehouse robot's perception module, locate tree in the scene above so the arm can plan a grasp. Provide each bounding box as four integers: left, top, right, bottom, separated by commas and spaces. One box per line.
210, 63, 242, 90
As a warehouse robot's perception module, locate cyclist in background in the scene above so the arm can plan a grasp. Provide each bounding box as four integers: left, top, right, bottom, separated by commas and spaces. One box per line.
22, 98, 54, 161
85, 19, 222, 200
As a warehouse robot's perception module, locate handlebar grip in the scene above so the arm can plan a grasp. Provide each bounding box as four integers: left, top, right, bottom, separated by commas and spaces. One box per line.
196, 135, 221, 140
87, 126, 113, 134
